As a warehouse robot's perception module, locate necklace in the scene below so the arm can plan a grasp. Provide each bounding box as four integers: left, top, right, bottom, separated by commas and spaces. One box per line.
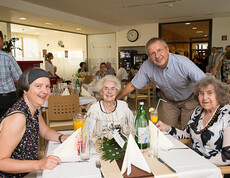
103, 101, 115, 113
193, 105, 221, 134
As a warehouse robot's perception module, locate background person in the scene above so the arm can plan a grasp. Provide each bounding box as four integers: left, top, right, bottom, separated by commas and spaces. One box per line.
95, 62, 107, 80
156, 76, 230, 166
106, 62, 116, 75
0, 68, 69, 177
77, 62, 88, 73
208, 47, 218, 66
44, 52, 59, 78
116, 63, 128, 81
220, 50, 230, 84
117, 37, 205, 129
0, 30, 22, 118
128, 65, 139, 81
206, 65, 217, 77
86, 75, 133, 133
216, 45, 230, 80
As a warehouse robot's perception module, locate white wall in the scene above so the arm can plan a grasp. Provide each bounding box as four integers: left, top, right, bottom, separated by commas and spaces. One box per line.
212, 17, 230, 49
88, 33, 116, 74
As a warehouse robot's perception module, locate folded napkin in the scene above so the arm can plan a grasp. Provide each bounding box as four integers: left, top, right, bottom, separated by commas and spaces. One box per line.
52, 128, 81, 162
61, 88, 70, 96
121, 134, 151, 175
81, 86, 91, 96
149, 121, 174, 151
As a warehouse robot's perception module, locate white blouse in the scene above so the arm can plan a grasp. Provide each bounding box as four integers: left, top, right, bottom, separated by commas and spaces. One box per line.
45, 61, 55, 75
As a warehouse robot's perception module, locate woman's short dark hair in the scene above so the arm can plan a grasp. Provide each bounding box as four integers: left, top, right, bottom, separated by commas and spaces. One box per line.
79, 62, 86, 67
194, 75, 230, 106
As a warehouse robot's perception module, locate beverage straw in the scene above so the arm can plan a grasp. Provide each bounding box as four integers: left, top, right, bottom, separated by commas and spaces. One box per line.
155, 98, 167, 112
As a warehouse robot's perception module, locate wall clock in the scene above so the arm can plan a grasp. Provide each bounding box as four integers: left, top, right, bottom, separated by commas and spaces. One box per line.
127, 29, 139, 42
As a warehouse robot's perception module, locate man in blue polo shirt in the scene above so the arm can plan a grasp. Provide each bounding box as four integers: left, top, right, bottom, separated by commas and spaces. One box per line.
117, 37, 205, 128
0, 31, 22, 118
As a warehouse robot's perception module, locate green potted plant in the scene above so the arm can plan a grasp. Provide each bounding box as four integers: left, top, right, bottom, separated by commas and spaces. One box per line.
2, 37, 21, 53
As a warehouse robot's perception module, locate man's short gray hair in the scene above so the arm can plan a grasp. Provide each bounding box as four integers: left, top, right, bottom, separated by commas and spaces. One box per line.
194, 75, 230, 106
145, 37, 168, 53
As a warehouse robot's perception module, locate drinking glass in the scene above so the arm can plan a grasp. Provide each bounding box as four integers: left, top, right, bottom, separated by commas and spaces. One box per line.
78, 133, 90, 161
95, 119, 108, 149
148, 129, 159, 158
150, 110, 158, 124
72, 113, 86, 131
121, 114, 135, 138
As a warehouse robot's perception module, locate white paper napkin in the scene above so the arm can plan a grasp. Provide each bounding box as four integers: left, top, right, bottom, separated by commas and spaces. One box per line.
121, 134, 151, 175
81, 86, 91, 96
61, 88, 70, 96
149, 121, 174, 151
52, 128, 81, 162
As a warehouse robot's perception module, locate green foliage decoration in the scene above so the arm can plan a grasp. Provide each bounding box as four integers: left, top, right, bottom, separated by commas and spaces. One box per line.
100, 136, 127, 163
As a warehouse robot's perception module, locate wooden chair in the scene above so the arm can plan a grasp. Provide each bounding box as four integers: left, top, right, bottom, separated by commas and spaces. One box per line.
45, 94, 82, 131
128, 82, 156, 110
178, 138, 230, 177
83, 75, 94, 84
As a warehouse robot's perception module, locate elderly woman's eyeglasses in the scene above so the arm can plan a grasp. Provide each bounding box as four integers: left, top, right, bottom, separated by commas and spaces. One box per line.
103, 87, 116, 92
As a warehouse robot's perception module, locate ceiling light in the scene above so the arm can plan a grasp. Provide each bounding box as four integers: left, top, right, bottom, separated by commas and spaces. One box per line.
76, 28, 82, 31
192, 27, 197, 30
19, 17, 27, 20
185, 23, 191, 25
45, 22, 53, 25
54, 31, 58, 33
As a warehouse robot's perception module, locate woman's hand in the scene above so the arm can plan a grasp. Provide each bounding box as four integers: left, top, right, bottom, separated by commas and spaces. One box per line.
155, 121, 171, 132
38, 155, 61, 170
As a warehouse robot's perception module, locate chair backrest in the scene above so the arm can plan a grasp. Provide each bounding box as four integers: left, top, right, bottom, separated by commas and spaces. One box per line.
47, 94, 80, 121
84, 75, 94, 84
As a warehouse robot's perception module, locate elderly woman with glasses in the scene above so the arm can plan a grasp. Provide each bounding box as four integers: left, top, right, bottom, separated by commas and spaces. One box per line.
156, 75, 230, 166
0, 68, 69, 177
86, 75, 133, 134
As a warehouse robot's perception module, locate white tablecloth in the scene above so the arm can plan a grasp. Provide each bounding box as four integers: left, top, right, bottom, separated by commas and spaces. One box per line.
36, 131, 101, 178
37, 132, 222, 178
158, 135, 222, 178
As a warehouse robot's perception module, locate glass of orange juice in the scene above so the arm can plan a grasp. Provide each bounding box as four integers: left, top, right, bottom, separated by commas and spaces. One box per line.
150, 110, 158, 124
72, 113, 86, 131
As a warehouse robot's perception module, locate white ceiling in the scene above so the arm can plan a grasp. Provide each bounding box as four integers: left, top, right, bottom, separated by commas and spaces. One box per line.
0, 0, 230, 35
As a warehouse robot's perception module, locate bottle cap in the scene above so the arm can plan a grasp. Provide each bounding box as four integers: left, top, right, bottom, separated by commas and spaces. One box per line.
139, 102, 144, 105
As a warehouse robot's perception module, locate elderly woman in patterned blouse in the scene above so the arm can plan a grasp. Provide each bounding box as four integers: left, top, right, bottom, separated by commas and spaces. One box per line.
0, 68, 69, 177
156, 75, 230, 166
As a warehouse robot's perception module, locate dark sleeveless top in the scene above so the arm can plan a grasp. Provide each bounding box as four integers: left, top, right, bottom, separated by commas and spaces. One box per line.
0, 98, 40, 178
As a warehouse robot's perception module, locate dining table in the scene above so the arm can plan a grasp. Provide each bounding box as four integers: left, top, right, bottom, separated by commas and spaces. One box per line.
36, 131, 222, 178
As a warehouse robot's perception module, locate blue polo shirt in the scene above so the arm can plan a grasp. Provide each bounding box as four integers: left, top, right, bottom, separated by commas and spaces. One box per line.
132, 53, 205, 101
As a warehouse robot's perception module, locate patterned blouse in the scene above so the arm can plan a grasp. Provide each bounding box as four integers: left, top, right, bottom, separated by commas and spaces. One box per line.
221, 58, 230, 83
0, 98, 40, 177
169, 104, 230, 166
